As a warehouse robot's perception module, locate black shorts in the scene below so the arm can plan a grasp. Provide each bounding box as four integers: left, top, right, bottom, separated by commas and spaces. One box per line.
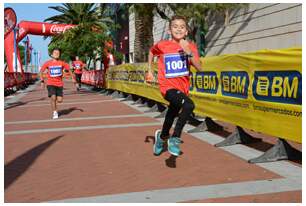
47, 85, 63, 97
75, 73, 82, 84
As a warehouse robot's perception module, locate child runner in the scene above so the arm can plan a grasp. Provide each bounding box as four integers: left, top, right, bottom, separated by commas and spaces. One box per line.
147, 15, 203, 156
40, 48, 75, 119
72, 56, 86, 91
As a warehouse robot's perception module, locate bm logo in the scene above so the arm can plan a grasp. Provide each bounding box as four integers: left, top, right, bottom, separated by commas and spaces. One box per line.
221, 71, 249, 99
191, 72, 218, 94
253, 71, 301, 105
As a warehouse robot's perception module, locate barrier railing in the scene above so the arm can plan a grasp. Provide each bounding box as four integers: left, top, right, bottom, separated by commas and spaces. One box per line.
4, 72, 38, 95
105, 47, 302, 163
81, 70, 104, 88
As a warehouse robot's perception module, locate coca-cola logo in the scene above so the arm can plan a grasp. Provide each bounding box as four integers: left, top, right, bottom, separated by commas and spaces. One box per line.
50, 25, 74, 34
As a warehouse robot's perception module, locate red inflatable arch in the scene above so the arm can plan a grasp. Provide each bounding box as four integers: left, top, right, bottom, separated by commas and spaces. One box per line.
4, 21, 75, 73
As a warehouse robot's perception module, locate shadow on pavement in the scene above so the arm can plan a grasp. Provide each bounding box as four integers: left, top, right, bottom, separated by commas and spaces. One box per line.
58, 107, 84, 116
165, 155, 178, 168
5, 97, 47, 110
5, 135, 64, 190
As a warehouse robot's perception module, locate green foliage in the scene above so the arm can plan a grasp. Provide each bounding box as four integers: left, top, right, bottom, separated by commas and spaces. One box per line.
48, 25, 111, 62
45, 3, 114, 64
155, 3, 249, 56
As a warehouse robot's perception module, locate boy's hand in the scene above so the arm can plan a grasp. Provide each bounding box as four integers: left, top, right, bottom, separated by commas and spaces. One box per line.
179, 39, 192, 55
145, 71, 154, 83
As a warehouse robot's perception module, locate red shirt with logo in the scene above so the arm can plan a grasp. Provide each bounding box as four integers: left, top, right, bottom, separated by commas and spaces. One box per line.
40, 59, 70, 87
72, 60, 85, 74
150, 40, 199, 96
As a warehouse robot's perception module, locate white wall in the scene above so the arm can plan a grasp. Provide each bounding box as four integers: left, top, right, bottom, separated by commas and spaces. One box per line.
128, 3, 302, 59
205, 3, 302, 56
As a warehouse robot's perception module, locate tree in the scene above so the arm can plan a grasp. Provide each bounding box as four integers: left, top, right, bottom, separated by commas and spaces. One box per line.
130, 3, 248, 61
44, 3, 114, 67
156, 3, 248, 56
131, 4, 155, 63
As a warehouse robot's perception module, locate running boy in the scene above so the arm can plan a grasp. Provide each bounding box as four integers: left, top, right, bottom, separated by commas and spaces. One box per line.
72, 56, 86, 91
40, 48, 75, 119
147, 15, 203, 156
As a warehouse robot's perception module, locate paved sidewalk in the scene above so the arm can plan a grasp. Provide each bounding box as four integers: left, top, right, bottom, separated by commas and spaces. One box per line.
4, 80, 302, 203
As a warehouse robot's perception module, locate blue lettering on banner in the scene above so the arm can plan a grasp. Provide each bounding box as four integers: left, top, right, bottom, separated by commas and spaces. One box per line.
195, 71, 218, 94
49, 66, 63, 77
221, 71, 249, 99
164, 53, 189, 78
252, 71, 301, 105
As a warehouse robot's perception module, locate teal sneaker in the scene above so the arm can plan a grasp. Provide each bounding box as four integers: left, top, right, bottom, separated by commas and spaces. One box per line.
167, 137, 181, 156
153, 130, 164, 155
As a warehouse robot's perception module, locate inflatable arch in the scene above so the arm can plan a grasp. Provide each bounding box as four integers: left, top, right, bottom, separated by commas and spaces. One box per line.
4, 21, 75, 73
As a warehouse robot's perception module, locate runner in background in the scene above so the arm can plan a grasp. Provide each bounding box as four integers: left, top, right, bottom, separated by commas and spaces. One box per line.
72, 56, 86, 91
146, 15, 203, 156
102, 42, 115, 88
40, 48, 76, 119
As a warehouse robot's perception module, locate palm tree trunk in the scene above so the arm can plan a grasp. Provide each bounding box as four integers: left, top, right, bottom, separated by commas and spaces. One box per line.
134, 4, 154, 63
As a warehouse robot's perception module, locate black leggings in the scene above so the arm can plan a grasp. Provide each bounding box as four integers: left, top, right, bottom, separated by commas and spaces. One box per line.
161, 89, 195, 139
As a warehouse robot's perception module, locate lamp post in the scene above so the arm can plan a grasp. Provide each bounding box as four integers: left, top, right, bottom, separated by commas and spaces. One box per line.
22, 39, 27, 72
33, 50, 38, 73
13, 27, 19, 73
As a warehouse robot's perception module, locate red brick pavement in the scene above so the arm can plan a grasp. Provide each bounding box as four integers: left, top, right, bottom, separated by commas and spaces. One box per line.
4, 81, 301, 203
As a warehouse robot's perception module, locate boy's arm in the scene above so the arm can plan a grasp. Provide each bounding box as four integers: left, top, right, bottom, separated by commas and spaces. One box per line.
148, 51, 154, 74
64, 62, 76, 82
146, 44, 159, 82
179, 40, 203, 71
39, 62, 47, 82
39, 62, 48, 88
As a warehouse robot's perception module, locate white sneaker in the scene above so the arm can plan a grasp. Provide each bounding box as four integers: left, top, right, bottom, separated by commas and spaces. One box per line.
52, 111, 59, 119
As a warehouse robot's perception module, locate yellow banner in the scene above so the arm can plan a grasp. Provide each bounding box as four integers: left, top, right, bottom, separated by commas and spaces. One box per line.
107, 47, 302, 143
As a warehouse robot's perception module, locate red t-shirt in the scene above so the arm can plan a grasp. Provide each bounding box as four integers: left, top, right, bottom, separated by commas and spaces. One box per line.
72, 60, 85, 74
150, 40, 200, 96
40, 59, 70, 87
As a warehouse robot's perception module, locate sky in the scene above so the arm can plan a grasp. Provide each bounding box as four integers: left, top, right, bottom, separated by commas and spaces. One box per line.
4, 3, 63, 64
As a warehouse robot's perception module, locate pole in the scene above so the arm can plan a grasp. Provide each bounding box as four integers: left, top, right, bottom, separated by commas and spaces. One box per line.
23, 39, 27, 72
34, 50, 37, 73
13, 28, 17, 73
30, 46, 33, 73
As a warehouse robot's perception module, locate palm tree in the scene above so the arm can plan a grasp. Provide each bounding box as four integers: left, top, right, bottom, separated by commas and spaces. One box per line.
44, 3, 114, 66
131, 4, 155, 63
158, 4, 248, 55
131, 3, 248, 61
45, 3, 112, 28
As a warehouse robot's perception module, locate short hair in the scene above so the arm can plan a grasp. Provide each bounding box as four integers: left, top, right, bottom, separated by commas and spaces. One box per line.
51, 47, 61, 54
169, 15, 188, 28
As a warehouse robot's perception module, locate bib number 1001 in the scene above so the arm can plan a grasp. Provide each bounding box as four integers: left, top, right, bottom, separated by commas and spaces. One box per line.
166, 60, 187, 71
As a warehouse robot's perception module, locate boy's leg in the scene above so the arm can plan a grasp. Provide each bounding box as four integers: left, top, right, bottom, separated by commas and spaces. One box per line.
78, 74, 82, 88
74, 73, 78, 90
57, 96, 63, 103
51, 95, 57, 112
172, 93, 195, 138
47, 85, 57, 112
54, 87, 63, 118
56, 86, 64, 104
153, 89, 181, 155
160, 89, 182, 140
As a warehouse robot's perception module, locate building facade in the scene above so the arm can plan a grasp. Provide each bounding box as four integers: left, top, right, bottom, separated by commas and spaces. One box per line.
128, 3, 301, 62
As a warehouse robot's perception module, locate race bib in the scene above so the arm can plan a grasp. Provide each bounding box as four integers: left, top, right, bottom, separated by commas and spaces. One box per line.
49, 66, 63, 77
164, 54, 189, 78
75, 64, 81, 69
